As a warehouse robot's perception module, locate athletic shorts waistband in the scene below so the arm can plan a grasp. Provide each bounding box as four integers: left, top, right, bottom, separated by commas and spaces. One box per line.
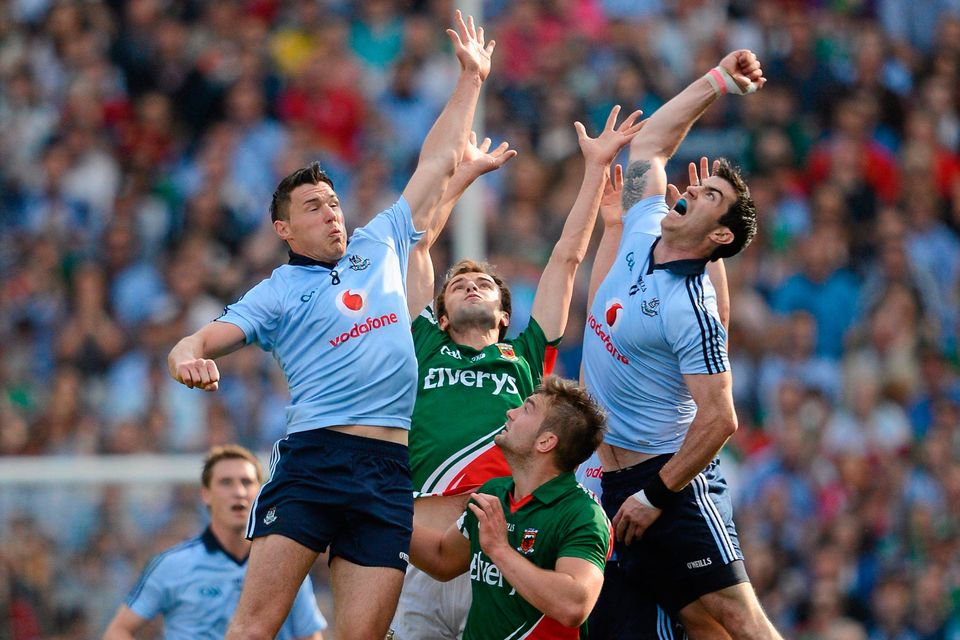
601, 453, 673, 490
291, 427, 409, 461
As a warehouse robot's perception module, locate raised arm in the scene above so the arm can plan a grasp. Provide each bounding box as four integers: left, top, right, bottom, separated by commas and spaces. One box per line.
402, 11, 494, 232
621, 50, 765, 210
407, 134, 516, 317
530, 106, 645, 341
585, 164, 625, 317
167, 320, 247, 392
409, 518, 472, 582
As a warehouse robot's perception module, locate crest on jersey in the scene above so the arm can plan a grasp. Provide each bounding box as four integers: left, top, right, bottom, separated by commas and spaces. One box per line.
518, 528, 538, 555
641, 298, 660, 317
348, 254, 371, 271
335, 289, 367, 316
263, 506, 277, 525
497, 344, 518, 362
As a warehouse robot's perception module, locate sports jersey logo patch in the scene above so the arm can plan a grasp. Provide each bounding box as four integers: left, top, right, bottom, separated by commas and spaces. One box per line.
263, 506, 277, 525
335, 289, 367, 316
605, 299, 624, 328
518, 528, 538, 555
497, 344, 518, 362
626, 251, 635, 272
641, 298, 660, 317
348, 254, 371, 271
199, 585, 222, 598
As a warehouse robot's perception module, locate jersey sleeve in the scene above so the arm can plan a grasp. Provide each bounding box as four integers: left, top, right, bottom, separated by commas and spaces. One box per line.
557, 501, 611, 572
510, 317, 560, 382
216, 278, 282, 351
665, 274, 729, 375
286, 575, 327, 635
412, 306, 448, 360
352, 197, 425, 279
622, 195, 668, 237
124, 553, 175, 621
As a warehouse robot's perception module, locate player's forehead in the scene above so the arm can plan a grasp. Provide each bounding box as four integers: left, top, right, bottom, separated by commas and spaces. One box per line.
209, 458, 258, 482
291, 181, 337, 206
447, 271, 497, 287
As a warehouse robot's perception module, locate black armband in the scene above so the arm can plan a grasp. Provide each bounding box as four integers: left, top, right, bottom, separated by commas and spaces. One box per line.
643, 473, 683, 509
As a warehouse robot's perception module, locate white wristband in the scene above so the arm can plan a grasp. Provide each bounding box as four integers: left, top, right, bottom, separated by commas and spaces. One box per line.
704, 66, 756, 97
631, 489, 658, 510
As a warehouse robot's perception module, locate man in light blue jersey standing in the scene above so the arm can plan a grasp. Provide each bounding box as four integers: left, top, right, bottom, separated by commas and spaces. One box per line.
166, 12, 496, 640
582, 50, 784, 640
103, 445, 325, 640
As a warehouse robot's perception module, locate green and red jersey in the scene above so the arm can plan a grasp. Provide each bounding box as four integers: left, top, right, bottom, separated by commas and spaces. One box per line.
459, 473, 612, 639
409, 308, 559, 497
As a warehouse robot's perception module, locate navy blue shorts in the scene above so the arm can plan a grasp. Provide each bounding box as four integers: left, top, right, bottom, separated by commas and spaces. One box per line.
247, 428, 413, 571
590, 455, 748, 631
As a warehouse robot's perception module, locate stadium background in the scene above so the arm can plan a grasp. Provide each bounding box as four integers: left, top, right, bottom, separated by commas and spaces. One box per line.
2, 0, 960, 638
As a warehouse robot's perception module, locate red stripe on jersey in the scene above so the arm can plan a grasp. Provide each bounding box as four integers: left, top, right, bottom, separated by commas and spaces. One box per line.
523, 615, 579, 639
543, 345, 559, 375
440, 446, 512, 496
509, 492, 534, 514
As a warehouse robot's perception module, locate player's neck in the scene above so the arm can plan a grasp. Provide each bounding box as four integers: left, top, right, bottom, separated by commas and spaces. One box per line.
210, 520, 252, 562
653, 236, 708, 265
447, 325, 500, 351
510, 462, 560, 501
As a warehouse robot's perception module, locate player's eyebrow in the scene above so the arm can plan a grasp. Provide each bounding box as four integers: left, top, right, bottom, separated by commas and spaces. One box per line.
705, 186, 724, 201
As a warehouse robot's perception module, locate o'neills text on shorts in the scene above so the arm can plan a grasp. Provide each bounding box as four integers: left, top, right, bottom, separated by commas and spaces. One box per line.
329, 313, 399, 347
587, 314, 629, 364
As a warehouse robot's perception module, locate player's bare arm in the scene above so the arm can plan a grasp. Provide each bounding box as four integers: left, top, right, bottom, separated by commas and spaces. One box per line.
103, 605, 148, 640
408, 517, 472, 582
531, 105, 645, 341
622, 50, 765, 210
167, 321, 247, 392
612, 370, 736, 544
407, 133, 516, 317
402, 11, 494, 232
469, 493, 604, 628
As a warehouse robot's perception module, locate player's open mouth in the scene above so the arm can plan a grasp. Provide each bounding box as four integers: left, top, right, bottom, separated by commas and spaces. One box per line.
231, 504, 247, 512
673, 198, 687, 216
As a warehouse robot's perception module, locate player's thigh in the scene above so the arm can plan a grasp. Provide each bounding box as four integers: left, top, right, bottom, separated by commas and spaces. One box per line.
229, 534, 318, 638
678, 599, 733, 640
694, 583, 781, 639
330, 556, 405, 640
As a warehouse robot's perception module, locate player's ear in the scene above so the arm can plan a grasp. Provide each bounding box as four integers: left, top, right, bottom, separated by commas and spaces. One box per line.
438, 314, 450, 331
500, 311, 510, 330
536, 431, 558, 454
200, 486, 212, 510
710, 226, 733, 246
274, 219, 291, 241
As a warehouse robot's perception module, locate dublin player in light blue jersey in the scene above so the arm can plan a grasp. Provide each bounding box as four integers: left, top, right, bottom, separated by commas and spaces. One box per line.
166, 12, 497, 640
581, 50, 784, 640
103, 446, 325, 640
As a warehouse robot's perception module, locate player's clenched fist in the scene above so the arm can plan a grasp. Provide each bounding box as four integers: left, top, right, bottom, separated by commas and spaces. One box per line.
172, 358, 221, 392
713, 49, 766, 95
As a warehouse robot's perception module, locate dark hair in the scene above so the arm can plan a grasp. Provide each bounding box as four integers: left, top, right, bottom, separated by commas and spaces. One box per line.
201, 444, 263, 487
270, 162, 335, 222
435, 259, 513, 341
710, 159, 757, 261
536, 376, 607, 472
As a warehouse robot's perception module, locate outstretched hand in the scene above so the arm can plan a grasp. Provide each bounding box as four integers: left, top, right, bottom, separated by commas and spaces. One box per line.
457, 132, 517, 181
666, 156, 719, 209
600, 164, 624, 227
447, 10, 495, 80
717, 49, 766, 94
575, 105, 645, 167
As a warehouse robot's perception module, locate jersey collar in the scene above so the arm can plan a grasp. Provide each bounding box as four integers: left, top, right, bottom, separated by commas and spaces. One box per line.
524, 472, 578, 506
645, 237, 708, 276
201, 527, 248, 566
288, 250, 339, 270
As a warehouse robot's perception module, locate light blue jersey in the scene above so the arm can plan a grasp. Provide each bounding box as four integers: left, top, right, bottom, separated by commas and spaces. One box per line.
125, 528, 326, 639
582, 195, 728, 454
219, 198, 424, 433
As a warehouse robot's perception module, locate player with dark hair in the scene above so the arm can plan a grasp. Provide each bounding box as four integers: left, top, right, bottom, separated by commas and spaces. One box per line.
410, 376, 611, 639
167, 12, 497, 640
582, 51, 783, 639
103, 445, 325, 640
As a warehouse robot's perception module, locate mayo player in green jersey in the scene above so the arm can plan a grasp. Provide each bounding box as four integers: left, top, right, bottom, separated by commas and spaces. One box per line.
410, 376, 611, 640
390, 107, 645, 639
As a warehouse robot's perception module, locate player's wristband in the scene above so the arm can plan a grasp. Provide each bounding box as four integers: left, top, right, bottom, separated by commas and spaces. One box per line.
630, 489, 658, 510
641, 474, 683, 509
704, 66, 756, 97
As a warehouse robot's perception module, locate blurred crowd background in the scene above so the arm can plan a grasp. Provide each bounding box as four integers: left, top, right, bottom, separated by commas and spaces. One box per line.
3, 0, 960, 638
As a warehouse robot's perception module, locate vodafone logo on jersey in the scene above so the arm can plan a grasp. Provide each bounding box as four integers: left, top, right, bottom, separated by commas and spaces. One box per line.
335, 289, 367, 316
604, 298, 624, 329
